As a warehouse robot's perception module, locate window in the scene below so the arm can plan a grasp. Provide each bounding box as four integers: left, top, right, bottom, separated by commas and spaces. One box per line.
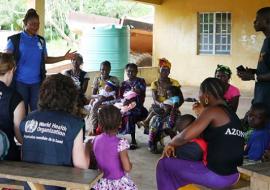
198, 12, 231, 55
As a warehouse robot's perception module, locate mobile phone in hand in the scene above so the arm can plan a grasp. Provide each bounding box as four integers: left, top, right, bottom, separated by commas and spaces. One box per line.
184, 98, 198, 102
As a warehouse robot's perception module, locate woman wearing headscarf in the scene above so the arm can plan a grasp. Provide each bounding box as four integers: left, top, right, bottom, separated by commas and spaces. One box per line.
138, 58, 184, 132
215, 65, 240, 112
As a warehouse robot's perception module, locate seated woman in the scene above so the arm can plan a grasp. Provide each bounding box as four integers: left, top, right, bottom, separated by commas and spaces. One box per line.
20, 74, 90, 190
0, 52, 25, 161
193, 65, 241, 116
215, 64, 240, 112
92, 60, 120, 96
156, 77, 244, 190
119, 63, 148, 149
63, 53, 90, 114
138, 58, 184, 131
87, 60, 120, 134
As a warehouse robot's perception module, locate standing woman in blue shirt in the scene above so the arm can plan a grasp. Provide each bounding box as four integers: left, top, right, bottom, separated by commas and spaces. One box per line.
6, 8, 75, 113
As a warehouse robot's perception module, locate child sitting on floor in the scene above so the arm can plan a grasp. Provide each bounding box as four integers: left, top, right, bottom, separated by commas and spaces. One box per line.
244, 103, 270, 164
92, 105, 137, 190
174, 114, 207, 164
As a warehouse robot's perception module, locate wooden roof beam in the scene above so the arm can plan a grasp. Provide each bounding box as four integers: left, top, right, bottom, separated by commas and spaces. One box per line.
131, 0, 163, 5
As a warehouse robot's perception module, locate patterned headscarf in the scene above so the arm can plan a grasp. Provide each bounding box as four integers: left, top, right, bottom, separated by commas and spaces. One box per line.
159, 58, 171, 69
215, 64, 232, 77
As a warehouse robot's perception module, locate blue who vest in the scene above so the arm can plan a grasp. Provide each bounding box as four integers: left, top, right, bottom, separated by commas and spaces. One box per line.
20, 110, 84, 190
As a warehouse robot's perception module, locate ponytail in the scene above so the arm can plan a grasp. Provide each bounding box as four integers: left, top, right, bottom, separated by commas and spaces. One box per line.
23, 8, 39, 25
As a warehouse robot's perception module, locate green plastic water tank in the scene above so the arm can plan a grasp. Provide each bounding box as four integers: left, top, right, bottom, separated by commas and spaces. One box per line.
80, 25, 130, 81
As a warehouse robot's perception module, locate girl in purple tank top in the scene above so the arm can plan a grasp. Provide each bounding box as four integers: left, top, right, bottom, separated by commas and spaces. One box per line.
93, 105, 137, 190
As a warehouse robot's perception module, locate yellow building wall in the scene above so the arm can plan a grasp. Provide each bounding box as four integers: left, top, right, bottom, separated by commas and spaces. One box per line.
153, 0, 270, 90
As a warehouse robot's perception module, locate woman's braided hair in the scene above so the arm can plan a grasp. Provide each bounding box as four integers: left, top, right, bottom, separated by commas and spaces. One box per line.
200, 77, 226, 100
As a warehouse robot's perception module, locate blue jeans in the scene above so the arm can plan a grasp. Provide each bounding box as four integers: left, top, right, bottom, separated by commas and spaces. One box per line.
16, 81, 40, 113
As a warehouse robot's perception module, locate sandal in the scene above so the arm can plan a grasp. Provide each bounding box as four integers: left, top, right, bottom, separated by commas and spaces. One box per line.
130, 143, 138, 150
144, 127, 149, 135
148, 145, 161, 154
137, 121, 146, 129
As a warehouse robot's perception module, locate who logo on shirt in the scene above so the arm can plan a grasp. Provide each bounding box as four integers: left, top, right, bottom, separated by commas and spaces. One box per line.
25, 120, 38, 133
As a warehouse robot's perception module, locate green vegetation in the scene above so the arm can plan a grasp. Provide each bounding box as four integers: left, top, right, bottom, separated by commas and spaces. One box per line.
0, 0, 152, 42
0, 0, 27, 30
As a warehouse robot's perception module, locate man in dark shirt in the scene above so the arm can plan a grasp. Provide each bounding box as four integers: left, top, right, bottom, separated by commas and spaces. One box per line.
238, 7, 270, 111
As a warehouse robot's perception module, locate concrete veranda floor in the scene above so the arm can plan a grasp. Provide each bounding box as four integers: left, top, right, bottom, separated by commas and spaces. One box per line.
125, 86, 253, 190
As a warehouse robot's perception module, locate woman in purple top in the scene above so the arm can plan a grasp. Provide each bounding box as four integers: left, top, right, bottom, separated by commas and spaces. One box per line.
93, 105, 137, 190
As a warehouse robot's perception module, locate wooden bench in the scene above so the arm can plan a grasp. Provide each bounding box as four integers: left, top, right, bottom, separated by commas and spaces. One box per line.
238, 162, 270, 190
178, 181, 250, 190
178, 177, 250, 190
0, 161, 102, 190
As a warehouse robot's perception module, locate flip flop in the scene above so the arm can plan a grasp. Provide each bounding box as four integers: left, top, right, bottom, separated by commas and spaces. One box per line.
130, 143, 138, 150
137, 121, 146, 128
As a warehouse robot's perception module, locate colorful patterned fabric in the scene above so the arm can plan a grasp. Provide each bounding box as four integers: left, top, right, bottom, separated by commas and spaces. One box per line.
148, 108, 180, 149
117, 138, 130, 152
150, 78, 180, 103
93, 175, 137, 190
159, 58, 171, 69
215, 65, 232, 76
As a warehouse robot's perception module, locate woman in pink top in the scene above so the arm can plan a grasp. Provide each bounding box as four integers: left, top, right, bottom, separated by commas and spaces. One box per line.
215, 65, 240, 112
